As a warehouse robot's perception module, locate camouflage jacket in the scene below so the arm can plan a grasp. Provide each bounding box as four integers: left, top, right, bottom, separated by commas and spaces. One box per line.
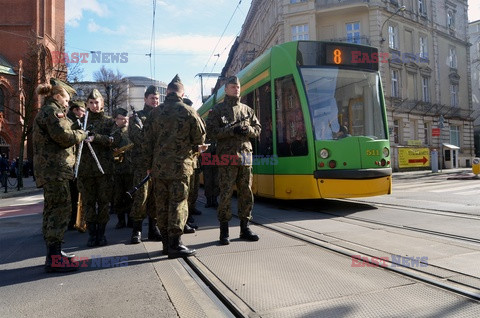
33, 97, 87, 187
77, 111, 115, 177
144, 93, 206, 179
206, 95, 261, 166
128, 104, 154, 169
111, 125, 133, 175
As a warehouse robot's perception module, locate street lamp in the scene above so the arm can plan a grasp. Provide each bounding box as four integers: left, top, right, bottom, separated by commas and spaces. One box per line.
380, 6, 406, 43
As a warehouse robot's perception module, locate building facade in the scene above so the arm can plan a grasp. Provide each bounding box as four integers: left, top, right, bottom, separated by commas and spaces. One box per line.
469, 20, 480, 156
0, 0, 66, 160
219, 0, 473, 170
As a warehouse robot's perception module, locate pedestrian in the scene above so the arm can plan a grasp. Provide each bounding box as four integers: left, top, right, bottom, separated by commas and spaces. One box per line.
206, 75, 261, 245
66, 100, 86, 230
111, 107, 133, 229
144, 75, 206, 258
77, 89, 115, 247
0, 153, 9, 189
128, 85, 162, 244
33, 78, 88, 272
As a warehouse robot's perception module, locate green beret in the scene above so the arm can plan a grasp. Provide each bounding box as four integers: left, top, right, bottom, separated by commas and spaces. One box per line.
170, 74, 182, 85
50, 78, 76, 98
69, 100, 85, 110
226, 76, 240, 85
87, 88, 103, 100
145, 85, 159, 97
113, 107, 128, 117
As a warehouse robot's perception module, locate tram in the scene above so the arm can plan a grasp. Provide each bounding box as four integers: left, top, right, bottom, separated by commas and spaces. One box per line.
198, 41, 392, 199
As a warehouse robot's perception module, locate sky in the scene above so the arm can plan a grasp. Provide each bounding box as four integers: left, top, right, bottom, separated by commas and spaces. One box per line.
65, 0, 252, 108
66, 0, 480, 108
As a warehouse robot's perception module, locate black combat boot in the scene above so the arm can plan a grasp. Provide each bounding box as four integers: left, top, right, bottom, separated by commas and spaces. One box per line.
212, 196, 218, 208
205, 196, 212, 208
219, 222, 230, 245
148, 217, 162, 241
168, 236, 196, 259
240, 220, 259, 241
190, 206, 202, 215
115, 213, 126, 229
96, 224, 107, 246
161, 230, 168, 256
130, 220, 143, 244
184, 223, 195, 234
87, 223, 97, 247
45, 242, 79, 273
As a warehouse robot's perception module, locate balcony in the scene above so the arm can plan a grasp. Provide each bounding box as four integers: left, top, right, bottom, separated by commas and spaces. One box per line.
315, 0, 369, 10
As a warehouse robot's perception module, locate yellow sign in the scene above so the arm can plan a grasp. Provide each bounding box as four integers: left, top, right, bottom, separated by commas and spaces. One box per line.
398, 148, 430, 168
407, 140, 422, 146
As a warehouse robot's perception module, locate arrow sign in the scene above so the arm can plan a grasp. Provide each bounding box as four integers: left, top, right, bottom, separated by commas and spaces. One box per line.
408, 156, 428, 165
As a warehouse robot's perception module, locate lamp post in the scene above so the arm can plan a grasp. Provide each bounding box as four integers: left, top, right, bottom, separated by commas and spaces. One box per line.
379, 6, 406, 44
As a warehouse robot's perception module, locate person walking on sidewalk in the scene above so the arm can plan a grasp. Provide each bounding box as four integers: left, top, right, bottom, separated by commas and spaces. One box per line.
206, 76, 261, 245
144, 75, 206, 258
33, 79, 88, 272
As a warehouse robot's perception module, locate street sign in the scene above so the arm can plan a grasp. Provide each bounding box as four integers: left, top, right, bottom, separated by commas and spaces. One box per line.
432, 128, 441, 136
398, 147, 430, 168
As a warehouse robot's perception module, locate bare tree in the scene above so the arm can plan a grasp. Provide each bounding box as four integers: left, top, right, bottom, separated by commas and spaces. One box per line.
93, 65, 127, 115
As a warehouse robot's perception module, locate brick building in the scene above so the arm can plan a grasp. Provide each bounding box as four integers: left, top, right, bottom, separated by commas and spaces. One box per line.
0, 0, 66, 160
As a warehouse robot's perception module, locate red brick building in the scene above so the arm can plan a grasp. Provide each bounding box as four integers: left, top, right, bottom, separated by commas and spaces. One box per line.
0, 0, 66, 160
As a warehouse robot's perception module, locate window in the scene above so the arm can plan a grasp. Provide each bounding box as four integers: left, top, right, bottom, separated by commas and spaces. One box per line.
422, 76, 430, 102
275, 75, 308, 157
388, 25, 399, 49
393, 119, 400, 144
249, 83, 273, 156
391, 69, 400, 97
419, 36, 428, 59
447, 11, 455, 28
448, 47, 457, 68
449, 125, 460, 146
423, 122, 430, 145
346, 22, 360, 44
418, 0, 427, 16
450, 84, 458, 107
292, 24, 309, 41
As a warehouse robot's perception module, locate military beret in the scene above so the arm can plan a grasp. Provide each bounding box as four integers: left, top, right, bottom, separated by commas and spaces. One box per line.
145, 85, 159, 97
50, 78, 76, 98
226, 76, 240, 85
69, 100, 86, 110
87, 88, 103, 100
183, 98, 193, 106
170, 74, 182, 85
113, 107, 128, 117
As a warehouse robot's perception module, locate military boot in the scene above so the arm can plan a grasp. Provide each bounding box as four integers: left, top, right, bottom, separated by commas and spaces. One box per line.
168, 235, 196, 259
240, 220, 259, 241
130, 220, 143, 244
115, 213, 126, 229
184, 223, 196, 234
148, 217, 162, 241
161, 230, 168, 256
219, 222, 230, 245
87, 223, 97, 247
96, 224, 107, 246
45, 242, 79, 273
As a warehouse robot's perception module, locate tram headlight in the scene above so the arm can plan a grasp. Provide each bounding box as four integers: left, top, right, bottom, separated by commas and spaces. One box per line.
382, 147, 390, 157
319, 148, 329, 159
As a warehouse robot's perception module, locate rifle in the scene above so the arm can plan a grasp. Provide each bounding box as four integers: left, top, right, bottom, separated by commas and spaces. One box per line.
130, 105, 143, 130
126, 174, 151, 199
74, 193, 86, 232
113, 143, 134, 157
74, 111, 89, 178
224, 114, 250, 129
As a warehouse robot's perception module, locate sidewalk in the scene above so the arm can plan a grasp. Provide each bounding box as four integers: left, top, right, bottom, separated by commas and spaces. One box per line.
0, 176, 41, 200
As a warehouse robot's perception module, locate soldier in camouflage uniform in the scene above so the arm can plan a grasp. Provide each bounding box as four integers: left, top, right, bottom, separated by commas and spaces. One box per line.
77, 89, 115, 247
144, 75, 206, 258
128, 85, 162, 244
33, 79, 88, 272
206, 76, 261, 245
111, 108, 133, 229
66, 100, 86, 230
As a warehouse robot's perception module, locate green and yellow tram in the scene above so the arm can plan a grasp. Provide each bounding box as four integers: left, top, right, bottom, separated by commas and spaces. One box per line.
198, 41, 392, 199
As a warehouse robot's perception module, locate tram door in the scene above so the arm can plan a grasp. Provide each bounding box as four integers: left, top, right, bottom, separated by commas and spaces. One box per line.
244, 82, 274, 197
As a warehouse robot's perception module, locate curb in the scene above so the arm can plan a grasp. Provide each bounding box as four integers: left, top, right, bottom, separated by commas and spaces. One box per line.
0, 188, 43, 199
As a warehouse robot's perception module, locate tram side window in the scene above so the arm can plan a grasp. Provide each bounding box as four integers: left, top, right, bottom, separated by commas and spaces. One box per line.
275, 75, 308, 157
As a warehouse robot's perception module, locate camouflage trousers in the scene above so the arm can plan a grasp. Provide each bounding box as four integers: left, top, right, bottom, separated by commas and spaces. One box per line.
217, 165, 253, 223
42, 180, 71, 244
130, 170, 156, 222
77, 174, 112, 225
114, 173, 133, 216
188, 169, 200, 210
202, 165, 219, 197
153, 175, 190, 237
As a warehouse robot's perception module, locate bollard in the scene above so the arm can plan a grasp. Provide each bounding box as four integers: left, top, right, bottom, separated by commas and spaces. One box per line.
431, 150, 438, 173
472, 158, 480, 176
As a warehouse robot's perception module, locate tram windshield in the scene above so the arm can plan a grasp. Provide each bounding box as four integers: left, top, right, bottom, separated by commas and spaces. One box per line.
300, 68, 386, 141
